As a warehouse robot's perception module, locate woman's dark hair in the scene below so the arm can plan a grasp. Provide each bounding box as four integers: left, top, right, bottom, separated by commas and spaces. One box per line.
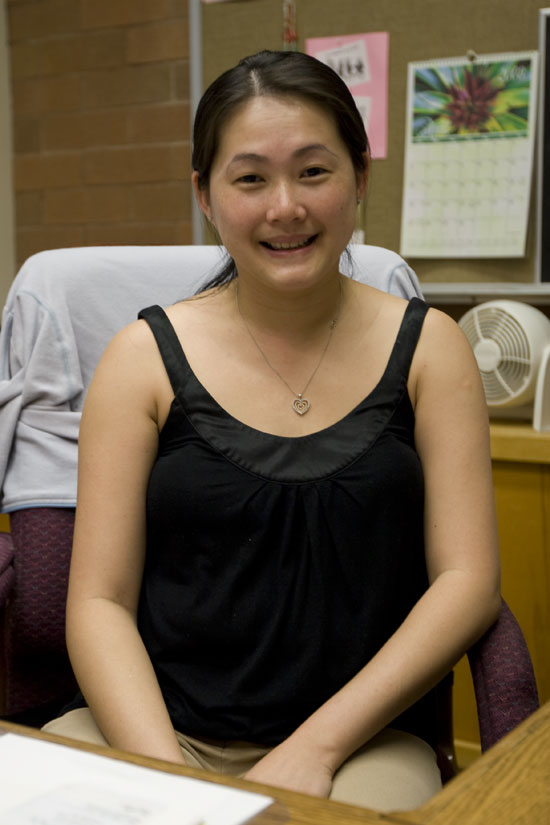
192, 50, 370, 291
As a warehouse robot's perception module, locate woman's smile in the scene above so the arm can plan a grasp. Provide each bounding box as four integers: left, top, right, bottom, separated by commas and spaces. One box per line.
260, 234, 319, 252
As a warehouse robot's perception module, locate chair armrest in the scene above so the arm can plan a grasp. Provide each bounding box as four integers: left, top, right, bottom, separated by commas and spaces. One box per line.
468, 599, 539, 751
433, 669, 458, 783
0, 532, 15, 606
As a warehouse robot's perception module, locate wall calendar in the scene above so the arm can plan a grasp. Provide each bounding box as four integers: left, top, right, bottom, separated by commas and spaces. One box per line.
400, 51, 538, 258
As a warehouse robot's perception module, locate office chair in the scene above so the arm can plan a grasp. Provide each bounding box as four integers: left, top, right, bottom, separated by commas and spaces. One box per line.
0, 508, 76, 723
0, 531, 14, 606
434, 599, 539, 782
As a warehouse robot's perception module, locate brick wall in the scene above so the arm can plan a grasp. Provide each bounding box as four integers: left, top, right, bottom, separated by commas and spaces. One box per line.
7, 0, 191, 268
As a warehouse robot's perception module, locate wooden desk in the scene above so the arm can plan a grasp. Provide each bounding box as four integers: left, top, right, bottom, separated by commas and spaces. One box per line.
395, 701, 550, 825
1, 702, 549, 825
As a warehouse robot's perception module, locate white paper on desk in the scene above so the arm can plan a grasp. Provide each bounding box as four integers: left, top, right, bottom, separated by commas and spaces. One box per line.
400, 51, 538, 258
4, 783, 203, 825
0, 734, 272, 825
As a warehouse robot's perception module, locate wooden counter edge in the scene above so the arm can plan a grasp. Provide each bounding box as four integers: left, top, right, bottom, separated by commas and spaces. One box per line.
388, 701, 550, 825
490, 421, 550, 463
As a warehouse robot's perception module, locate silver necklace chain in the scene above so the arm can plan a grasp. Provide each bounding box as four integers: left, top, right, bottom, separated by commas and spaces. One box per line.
235, 281, 342, 416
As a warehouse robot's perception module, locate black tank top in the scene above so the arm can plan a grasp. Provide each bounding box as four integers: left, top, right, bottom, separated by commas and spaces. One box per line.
137, 297, 437, 746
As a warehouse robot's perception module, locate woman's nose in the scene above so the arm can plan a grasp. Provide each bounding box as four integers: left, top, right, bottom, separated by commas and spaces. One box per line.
266, 182, 307, 223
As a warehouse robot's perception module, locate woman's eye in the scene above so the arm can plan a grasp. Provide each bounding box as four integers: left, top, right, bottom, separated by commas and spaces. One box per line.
237, 174, 262, 184
302, 166, 328, 178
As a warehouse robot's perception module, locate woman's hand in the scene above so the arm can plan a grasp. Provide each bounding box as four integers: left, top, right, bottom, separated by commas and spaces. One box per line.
243, 737, 334, 798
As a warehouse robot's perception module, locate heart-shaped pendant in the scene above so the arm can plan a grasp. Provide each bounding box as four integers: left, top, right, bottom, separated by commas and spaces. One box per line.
292, 397, 310, 415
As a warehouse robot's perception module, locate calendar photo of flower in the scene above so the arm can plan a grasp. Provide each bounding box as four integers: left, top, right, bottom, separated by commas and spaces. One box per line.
412, 59, 533, 141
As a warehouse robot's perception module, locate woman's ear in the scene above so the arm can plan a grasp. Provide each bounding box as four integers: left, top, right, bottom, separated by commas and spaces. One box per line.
356, 153, 370, 203
192, 171, 213, 222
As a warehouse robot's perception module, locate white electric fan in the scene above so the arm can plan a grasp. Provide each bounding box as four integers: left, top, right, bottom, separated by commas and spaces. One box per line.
458, 300, 550, 431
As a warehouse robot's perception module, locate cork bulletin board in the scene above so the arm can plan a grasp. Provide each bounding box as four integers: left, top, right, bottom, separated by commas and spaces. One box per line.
201, 0, 549, 287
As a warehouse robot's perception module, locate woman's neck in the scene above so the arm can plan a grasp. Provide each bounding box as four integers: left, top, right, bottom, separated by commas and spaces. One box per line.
232, 274, 345, 344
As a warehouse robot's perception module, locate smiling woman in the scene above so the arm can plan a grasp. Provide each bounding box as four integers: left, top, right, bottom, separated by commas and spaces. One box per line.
43, 50, 501, 815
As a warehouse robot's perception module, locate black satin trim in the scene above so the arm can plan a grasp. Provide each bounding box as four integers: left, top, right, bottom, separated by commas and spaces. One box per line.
138, 298, 429, 483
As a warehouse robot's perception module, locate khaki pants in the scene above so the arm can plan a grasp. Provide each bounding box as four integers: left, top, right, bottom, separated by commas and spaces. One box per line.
43, 708, 441, 813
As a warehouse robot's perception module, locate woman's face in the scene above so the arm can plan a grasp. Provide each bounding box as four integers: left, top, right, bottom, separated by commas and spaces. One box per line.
193, 95, 367, 294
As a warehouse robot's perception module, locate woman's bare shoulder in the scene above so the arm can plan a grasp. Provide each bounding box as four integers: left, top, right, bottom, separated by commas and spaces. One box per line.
416, 305, 474, 363
98, 317, 162, 369
349, 277, 407, 306
89, 316, 172, 411
410, 306, 484, 410
161, 286, 234, 342
350, 279, 413, 332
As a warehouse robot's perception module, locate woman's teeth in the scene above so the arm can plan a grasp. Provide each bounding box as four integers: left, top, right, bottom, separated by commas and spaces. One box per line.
264, 236, 314, 250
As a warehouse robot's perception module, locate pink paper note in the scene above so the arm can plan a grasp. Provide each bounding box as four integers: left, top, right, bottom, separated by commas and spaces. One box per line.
305, 33, 389, 159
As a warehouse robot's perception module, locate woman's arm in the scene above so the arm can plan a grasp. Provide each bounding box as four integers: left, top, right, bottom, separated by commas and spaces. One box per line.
245, 308, 501, 796
65, 320, 185, 765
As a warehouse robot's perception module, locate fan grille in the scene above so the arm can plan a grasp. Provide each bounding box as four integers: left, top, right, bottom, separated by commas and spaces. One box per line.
461, 306, 532, 402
